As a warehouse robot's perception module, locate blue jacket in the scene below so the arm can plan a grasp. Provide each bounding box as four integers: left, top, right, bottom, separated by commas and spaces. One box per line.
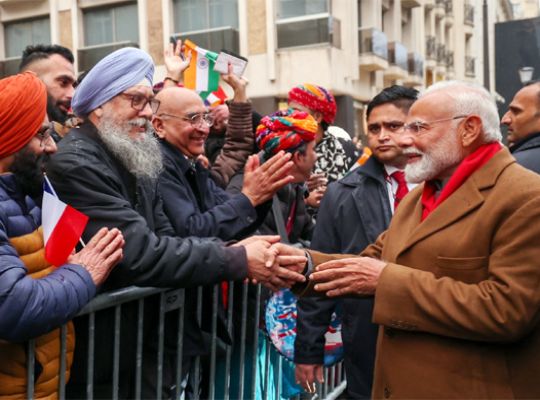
158, 140, 268, 240
295, 156, 392, 399
0, 174, 96, 342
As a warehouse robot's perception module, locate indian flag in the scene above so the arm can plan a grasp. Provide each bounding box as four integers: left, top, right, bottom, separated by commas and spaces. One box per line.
184, 40, 220, 93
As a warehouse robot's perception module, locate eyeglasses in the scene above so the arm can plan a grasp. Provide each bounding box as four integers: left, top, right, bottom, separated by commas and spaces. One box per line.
35, 122, 54, 148
401, 115, 468, 136
158, 112, 215, 127
119, 93, 161, 113
367, 121, 405, 135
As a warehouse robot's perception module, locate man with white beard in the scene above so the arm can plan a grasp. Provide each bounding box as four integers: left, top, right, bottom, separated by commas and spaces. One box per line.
273, 80, 540, 398
45, 47, 305, 398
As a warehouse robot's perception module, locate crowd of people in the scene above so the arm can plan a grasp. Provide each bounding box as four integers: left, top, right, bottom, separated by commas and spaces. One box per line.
1, 39, 540, 400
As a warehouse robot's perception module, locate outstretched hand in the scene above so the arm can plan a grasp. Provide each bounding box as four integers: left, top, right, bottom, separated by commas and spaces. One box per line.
310, 257, 386, 297
235, 236, 307, 291
163, 39, 192, 85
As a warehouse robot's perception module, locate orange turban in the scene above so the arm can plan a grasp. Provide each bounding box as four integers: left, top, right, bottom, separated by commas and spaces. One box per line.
0, 72, 47, 159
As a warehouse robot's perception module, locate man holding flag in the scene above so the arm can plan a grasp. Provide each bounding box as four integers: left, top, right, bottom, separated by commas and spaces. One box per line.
0, 72, 124, 399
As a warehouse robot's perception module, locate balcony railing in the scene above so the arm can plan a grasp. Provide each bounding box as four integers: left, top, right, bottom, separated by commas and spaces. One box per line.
426, 36, 437, 60
436, 43, 446, 65
359, 27, 388, 59
408, 52, 424, 77
401, 0, 422, 8
464, 2, 474, 26
465, 56, 475, 77
446, 50, 454, 71
172, 26, 240, 54
388, 41, 408, 70
276, 14, 340, 49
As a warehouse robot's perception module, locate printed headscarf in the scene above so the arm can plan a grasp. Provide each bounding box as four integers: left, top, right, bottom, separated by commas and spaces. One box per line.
287, 83, 337, 124
256, 109, 318, 159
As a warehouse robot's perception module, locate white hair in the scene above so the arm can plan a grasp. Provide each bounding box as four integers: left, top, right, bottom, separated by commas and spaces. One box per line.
421, 80, 502, 143
96, 117, 163, 180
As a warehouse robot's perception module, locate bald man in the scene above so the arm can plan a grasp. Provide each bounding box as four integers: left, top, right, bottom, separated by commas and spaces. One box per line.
153, 85, 291, 240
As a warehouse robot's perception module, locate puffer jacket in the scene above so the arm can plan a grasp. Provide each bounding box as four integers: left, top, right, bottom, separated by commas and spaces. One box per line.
0, 174, 96, 399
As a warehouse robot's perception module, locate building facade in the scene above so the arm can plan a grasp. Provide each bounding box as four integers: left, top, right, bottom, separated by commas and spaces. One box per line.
0, 0, 495, 138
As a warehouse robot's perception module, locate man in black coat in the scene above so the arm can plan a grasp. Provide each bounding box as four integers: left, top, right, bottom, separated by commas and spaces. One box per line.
46, 47, 305, 398
502, 80, 540, 174
153, 77, 290, 242
294, 86, 418, 398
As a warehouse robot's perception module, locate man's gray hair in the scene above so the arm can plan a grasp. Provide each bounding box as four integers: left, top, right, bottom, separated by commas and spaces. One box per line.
421, 80, 502, 142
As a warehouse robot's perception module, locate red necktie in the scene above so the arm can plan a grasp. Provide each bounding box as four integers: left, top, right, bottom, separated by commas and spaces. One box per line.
391, 171, 408, 209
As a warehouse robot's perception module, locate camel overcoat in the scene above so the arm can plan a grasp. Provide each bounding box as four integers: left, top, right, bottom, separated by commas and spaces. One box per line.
310, 148, 540, 399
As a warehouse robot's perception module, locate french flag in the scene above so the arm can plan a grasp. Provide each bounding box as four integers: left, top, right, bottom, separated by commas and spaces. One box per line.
42, 176, 89, 267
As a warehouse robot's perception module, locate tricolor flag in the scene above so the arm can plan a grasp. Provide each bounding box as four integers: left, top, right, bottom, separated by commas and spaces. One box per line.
183, 39, 220, 93
42, 176, 88, 267
200, 85, 228, 107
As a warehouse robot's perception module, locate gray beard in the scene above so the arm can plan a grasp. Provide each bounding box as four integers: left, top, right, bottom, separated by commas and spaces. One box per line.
96, 118, 162, 180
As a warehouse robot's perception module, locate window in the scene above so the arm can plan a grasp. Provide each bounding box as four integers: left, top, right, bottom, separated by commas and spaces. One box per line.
172, 0, 239, 53
275, 0, 339, 49
4, 17, 51, 58
173, 0, 238, 33
83, 2, 138, 46
276, 0, 327, 19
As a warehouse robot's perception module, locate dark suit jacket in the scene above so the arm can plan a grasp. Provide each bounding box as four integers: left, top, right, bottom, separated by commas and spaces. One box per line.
295, 156, 392, 398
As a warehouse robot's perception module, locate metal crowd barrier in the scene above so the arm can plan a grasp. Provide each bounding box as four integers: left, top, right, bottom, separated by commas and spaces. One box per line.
24, 283, 346, 399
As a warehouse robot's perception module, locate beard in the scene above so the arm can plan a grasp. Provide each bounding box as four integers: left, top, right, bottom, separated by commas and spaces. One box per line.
47, 93, 70, 124
404, 132, 463, 183
96, 117, 162, 180
9, 147, 47, 200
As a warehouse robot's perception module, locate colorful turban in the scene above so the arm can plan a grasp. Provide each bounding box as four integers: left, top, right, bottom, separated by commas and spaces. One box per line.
256, 109, 318, 158
0, 72, 46, 159
287, 83, 337, 124
72, 47, 155, 116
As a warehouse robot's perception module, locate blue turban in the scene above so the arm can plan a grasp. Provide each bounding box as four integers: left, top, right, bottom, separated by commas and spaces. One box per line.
72, 47, 155, 116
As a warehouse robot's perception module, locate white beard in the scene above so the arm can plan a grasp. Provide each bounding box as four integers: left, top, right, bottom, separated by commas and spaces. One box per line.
96, 117, 163, 180
404, 133, 462, 183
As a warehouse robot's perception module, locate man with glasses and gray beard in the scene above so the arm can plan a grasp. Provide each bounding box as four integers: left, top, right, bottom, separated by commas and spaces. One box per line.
272, 80, 540, 398
45, 47, 306, 399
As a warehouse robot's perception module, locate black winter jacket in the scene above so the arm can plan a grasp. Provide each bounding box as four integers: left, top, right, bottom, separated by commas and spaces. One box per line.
510, 132, 540, 174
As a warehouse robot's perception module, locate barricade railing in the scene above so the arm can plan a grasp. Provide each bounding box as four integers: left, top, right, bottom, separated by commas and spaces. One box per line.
24, 282, 346, 399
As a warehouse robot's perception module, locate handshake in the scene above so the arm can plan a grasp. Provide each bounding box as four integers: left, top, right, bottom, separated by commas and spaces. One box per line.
234, 236, 387, 295
232, 235, 309, 291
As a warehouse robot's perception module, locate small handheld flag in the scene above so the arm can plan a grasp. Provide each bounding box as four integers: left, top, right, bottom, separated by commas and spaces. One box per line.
42, 175, 88, 267
200, 85, 228, 107
183, 39, 220, 93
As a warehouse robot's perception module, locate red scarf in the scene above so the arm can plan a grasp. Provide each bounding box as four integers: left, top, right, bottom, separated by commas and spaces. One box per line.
421, 142, 502, 221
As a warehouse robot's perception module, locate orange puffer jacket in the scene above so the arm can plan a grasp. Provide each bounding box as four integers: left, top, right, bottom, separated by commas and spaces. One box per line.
0, 227, 75, 399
